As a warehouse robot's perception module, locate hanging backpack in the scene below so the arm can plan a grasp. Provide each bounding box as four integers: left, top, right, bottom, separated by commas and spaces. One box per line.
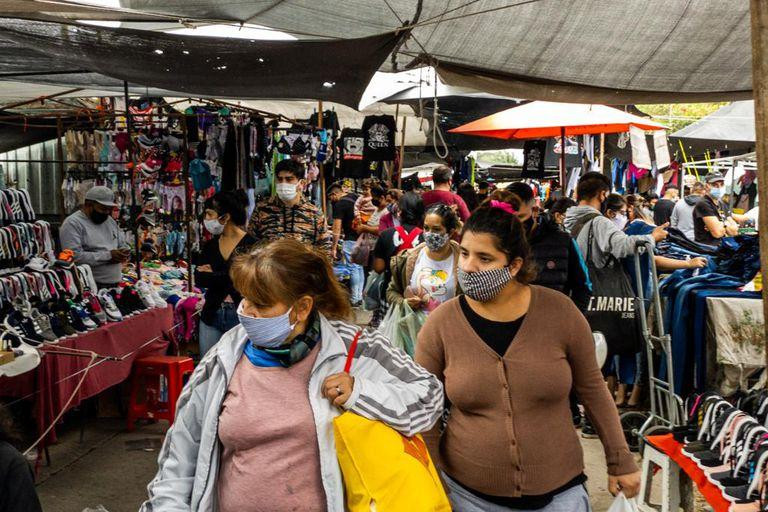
582, 218, 644, 358
394, 226, 422, 253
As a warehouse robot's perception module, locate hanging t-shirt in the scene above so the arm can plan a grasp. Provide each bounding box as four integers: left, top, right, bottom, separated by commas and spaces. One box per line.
338, 128, 369, 178
362, 115, 397, 162
408, 249, 456, 313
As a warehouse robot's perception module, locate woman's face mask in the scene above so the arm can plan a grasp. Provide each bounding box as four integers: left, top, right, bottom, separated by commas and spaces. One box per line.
238, 301, 297, 348
204, 218, 225, 235
611, 213, 628, 231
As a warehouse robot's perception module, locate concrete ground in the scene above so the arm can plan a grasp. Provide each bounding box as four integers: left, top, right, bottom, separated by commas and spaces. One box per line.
33, 416, 644, 512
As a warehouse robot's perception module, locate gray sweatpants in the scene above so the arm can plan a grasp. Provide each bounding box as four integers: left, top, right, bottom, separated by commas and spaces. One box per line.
443, 472, 593, 512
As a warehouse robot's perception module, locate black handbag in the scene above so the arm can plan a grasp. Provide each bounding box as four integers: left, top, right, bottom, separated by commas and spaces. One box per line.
583, 220, 644, 358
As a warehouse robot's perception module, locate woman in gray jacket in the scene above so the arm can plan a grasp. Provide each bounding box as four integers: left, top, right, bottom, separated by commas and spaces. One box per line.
141, 239, 443, 512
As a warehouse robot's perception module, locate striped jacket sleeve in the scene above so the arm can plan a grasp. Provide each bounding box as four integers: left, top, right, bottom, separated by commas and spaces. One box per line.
334, 322, 444, 437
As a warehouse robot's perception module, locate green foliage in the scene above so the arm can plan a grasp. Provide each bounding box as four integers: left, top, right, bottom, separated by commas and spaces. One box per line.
475, 149, 520, 165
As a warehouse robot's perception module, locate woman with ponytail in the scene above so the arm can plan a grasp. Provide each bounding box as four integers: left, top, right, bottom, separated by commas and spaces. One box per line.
415, 195, 640, 511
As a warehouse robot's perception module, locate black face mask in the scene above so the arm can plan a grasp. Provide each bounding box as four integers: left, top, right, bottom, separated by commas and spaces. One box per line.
90, 210, 110, 224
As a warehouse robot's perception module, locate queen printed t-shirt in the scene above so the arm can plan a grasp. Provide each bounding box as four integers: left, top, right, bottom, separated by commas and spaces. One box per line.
362, 115, 397, 161
408, 249, 456, 313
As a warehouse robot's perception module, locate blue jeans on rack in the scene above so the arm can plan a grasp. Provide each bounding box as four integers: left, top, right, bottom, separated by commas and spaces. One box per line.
663, 273, 744, 394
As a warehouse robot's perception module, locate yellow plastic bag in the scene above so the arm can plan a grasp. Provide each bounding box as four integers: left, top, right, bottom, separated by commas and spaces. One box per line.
333, 330, 450, 511
333, 411, 451, 512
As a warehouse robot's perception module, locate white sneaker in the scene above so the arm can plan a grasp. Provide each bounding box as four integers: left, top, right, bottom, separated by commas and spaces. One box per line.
135, 282, 156, 309
97, 289, 123, 322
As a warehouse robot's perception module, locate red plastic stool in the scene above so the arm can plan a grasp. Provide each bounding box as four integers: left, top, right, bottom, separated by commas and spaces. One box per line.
126, 355, 194, 431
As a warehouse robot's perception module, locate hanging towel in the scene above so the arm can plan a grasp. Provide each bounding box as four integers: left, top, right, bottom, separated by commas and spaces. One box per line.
630, 125, 652, 169
654, 130, 671, 170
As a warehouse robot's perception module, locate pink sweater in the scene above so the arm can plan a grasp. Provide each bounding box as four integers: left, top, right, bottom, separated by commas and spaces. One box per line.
217, 347, 326, 511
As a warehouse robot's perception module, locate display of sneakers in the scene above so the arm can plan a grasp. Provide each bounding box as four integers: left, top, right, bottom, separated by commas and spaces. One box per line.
97, 289, 123, 322
83, 291, 108, 324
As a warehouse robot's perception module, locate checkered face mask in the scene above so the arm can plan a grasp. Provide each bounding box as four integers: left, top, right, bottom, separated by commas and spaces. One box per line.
457, 266, 512, 302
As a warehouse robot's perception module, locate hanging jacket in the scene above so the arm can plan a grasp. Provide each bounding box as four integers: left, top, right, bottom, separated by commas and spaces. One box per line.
248, 196, 333, 253
387, 241, 462, 306
140, 315, 443, 512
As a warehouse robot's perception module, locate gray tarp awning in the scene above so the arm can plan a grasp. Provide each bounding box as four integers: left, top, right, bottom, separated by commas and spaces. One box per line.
672, 101, 756, 142
114, 0, 753, 103
0, 17, 405, 108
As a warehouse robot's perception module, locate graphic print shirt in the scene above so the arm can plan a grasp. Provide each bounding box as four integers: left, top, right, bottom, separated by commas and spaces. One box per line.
362, 115, 397, 161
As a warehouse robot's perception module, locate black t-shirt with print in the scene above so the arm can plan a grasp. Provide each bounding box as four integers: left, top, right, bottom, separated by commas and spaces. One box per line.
693, 196, 730, 246
337, 128, 370, 178
362, 115, 397, 162
333, 195, 358, 242
372, 224, 423, 274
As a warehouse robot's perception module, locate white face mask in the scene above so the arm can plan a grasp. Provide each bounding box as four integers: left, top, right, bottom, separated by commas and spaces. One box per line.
204, 218, 225, 235
612, 213, 628, 231
276, 183, 299, 202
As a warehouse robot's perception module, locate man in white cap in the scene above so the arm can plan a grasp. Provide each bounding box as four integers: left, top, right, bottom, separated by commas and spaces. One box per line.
60, 185, 130, 289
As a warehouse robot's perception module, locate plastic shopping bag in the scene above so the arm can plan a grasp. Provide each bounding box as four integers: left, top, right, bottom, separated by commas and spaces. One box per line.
333, 332, 451, 512
363, 271, 384, 311
378, 303, 405, 351
607, 492, 639, 512
397, 304, 427, 357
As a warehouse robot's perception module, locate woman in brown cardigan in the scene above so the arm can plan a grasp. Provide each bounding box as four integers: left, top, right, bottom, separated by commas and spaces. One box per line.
415, 196, 640, 511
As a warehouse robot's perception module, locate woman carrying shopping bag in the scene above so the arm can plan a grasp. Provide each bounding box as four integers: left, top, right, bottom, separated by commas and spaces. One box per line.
415, 195, 640, 512
387, 203, 462, 315
141, 239, 444, 512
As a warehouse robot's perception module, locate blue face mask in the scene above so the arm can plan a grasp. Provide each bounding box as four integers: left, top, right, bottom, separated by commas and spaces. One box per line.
237, 302, 297, 348
710, 187, 724, 200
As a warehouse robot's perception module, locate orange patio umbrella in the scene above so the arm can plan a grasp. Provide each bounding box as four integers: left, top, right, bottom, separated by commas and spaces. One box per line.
449, 101, 667, 186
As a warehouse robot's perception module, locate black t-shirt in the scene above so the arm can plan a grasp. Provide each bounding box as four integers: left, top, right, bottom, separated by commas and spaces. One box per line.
337, 128, 370, 178
333, 195, 358, 242
362, 114, 397, 161
459, 295, 525, 357
0, 441, 42, 512
372, 224, 423, 274
653, 198, 675, 226
195, 233, 257, 325
693, 196, 728, 246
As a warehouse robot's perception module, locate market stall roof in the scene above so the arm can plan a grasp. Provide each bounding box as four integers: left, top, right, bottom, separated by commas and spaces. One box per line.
108, 0, 753, 103
0, 17, 405, 108
671, 101, 756, 143
449, 101, 667, 140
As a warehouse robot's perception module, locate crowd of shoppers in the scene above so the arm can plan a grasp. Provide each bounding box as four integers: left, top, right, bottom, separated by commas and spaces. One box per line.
152, 158, 757, 511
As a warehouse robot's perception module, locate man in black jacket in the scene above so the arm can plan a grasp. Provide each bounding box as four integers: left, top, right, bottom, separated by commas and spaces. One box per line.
507, 182, 590, 308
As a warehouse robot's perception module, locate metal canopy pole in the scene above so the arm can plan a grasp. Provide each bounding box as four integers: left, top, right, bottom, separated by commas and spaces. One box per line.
123, 80, 141, 281
749, 0, 768, 367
